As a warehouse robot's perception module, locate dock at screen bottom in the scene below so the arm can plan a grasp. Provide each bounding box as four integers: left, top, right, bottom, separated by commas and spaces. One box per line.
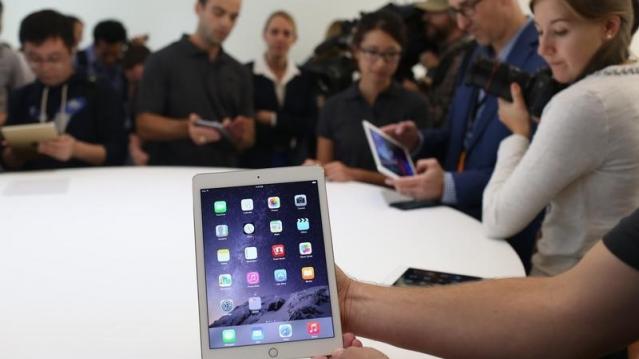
210, 317, 334, 348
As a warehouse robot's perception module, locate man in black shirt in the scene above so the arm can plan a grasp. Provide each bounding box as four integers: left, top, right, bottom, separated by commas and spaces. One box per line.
314, 210, 639, 358
1, 10, 127, 171
136, 0, 254, 167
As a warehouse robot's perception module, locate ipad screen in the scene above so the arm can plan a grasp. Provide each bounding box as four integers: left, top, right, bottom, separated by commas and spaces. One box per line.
369, 129, 415, 177
199, 180, 335, 349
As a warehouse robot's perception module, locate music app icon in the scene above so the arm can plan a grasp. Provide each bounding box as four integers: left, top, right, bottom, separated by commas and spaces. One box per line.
307, 321, 320, 336
246, 271, 260, 285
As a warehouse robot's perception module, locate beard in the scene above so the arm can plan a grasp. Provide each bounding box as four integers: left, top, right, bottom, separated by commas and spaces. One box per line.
197, 23, 222, 48
425, 21, 455, 44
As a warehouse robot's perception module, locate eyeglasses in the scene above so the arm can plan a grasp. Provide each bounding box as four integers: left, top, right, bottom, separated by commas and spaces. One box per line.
25, 53, 69, 68
450, 0, 484, 18
359, 47, 402, 64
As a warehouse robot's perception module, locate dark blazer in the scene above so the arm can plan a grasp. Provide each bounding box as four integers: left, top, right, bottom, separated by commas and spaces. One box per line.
240, 63, 319, 168
418, 21, 547, 220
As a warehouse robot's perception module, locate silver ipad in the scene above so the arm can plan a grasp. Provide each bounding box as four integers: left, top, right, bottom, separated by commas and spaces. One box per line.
192, 166, 342, 359
362, 120, 416, 178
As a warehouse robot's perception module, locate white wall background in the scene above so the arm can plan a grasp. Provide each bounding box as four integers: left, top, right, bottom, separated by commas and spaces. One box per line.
2, 0, 639, 64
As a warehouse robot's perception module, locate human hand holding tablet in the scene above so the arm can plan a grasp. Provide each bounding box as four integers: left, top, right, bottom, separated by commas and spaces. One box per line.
362, 120, 416, 179
193, 167, 342, 358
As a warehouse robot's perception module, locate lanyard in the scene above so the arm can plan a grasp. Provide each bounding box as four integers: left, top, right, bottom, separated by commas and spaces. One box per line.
39, 85, 71, 133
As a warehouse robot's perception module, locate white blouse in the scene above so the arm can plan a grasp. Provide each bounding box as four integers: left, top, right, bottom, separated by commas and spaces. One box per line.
483, 63, 639, 276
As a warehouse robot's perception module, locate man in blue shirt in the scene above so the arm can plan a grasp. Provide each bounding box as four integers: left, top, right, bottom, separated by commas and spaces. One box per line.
383, 0, 547, 272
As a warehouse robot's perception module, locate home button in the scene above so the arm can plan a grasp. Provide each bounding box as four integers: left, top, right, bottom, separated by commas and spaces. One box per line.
268, 348, 279, 358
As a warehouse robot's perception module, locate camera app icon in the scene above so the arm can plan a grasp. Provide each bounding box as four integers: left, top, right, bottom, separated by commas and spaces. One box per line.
294, 195, 307, 207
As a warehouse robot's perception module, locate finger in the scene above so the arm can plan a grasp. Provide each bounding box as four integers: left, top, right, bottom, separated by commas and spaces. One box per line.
324, 166, 336, 178
37, 142, 49, 154
343, 333, 361, 348
330, 348, 345, 358
188, 113, 201, 123
324, 162, 341, 171
392, 177, 421, 194
380, 124, 397, 135
199, 127, 222, 138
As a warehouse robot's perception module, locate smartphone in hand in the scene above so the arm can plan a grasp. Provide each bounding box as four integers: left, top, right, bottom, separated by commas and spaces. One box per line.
194, 119, 232, 141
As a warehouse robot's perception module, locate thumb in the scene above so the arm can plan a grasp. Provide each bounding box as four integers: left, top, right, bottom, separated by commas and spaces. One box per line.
416, 158, 437, 173
510, 83, 526, 107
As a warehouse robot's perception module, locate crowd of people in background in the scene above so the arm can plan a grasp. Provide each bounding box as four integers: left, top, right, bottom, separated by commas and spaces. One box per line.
2, 0, 639, 357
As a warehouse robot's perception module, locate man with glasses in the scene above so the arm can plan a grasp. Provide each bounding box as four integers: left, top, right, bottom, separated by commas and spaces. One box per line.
383, 0, 547, 272
0, 10, 127, 171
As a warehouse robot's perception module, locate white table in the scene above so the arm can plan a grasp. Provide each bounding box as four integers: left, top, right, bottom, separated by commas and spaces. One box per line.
0, 167, 524, 358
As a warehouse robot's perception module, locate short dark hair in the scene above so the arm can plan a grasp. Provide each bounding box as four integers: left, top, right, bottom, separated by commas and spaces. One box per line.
123, 43, 151, 70
67, 15, 82, 26
93, 20, 127, 44
19, 9, 75, 50
352, 10, 407, 50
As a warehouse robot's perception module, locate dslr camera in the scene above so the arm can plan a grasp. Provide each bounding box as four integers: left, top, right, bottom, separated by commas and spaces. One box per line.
466, 57, 564, 118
